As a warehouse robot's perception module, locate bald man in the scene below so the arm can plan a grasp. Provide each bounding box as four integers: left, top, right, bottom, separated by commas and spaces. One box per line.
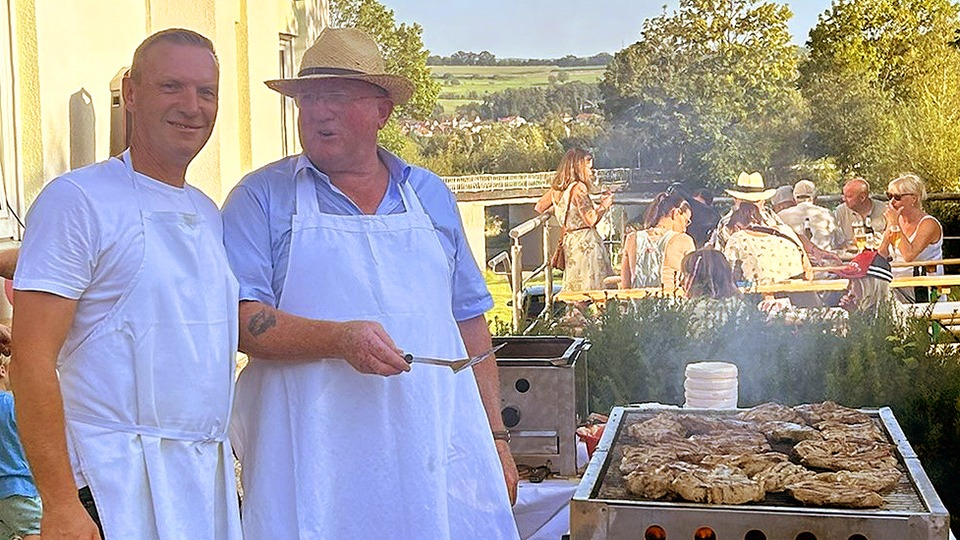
834, 177, 887, 249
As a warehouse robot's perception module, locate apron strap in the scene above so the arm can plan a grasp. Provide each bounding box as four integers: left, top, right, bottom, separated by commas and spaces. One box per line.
66, 410, 226, 443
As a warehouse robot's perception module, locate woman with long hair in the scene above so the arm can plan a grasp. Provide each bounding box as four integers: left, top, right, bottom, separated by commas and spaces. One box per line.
679, 249, 746, 339
619, 192, 695, 293
723, 202, 810, 285
535, 148, 613, 291
681, 248, 740, 300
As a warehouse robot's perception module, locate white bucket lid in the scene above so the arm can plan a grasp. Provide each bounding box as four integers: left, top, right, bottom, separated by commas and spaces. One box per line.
685, 387, 738, 401
685, 361, 738, 379
684, 377, 738, 392
684, 396, 738, 409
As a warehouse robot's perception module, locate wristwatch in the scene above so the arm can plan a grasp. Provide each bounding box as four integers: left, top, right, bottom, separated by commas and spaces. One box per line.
492, 430, 510, 442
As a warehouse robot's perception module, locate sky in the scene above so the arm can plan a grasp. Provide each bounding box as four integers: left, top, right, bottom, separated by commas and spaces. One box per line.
382, 0, 836, 59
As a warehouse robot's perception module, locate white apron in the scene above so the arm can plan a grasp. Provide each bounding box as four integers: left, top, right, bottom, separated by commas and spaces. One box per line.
59, 152, 241, 540
232, 173, 519, 540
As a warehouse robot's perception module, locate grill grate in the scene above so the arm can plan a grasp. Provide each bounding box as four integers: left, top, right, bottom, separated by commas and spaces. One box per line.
592, 409, 927, 513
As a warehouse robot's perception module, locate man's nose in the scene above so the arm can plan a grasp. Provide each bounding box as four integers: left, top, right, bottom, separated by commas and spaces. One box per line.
180, 89, 202, 115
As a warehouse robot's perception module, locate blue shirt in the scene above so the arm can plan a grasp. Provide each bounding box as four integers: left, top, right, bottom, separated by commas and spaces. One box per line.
0, 391, 38, 499
221, 148, 493, 322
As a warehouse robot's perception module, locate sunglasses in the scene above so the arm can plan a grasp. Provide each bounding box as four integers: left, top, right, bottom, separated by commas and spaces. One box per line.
886, 192, 914, 201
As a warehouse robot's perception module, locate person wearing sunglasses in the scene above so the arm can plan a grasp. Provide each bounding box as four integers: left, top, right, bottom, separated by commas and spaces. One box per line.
877, 174, 943, 300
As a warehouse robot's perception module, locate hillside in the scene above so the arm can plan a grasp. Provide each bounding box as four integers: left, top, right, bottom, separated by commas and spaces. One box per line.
430, 64, 605, 116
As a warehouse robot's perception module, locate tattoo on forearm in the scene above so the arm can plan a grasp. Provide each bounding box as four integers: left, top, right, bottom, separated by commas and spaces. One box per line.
248, 310, 277, 337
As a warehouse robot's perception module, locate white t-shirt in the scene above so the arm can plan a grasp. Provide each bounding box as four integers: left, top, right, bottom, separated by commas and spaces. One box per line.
778, 201, 843, 250
15, 157, 223, 360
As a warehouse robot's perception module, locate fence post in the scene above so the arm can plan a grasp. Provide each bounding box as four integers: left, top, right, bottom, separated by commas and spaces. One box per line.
544, 224, 554, 318
511, 241, 523, 332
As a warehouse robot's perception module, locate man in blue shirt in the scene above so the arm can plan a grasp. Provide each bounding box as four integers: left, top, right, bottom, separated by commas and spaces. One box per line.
222, 27, 519, 540
0, 345, 41, 540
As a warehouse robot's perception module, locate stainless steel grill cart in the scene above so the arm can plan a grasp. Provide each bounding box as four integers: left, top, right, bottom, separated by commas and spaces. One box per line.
570, 406, 950, 540
493, 336, 590, 476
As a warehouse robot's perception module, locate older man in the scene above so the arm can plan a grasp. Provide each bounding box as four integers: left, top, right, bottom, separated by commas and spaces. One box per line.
222, 28, 519, 539
778, 180, 843, 251
12, 30, 240, 539
835, 177, 887, 249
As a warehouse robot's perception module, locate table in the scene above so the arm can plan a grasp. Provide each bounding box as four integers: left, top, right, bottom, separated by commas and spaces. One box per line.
513, 479, 579, 540
512, 441, 590, 539
557, 274, 960, 305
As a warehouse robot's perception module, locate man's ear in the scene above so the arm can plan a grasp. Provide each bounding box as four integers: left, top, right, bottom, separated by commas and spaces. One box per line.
376, 98, 395, 129
122, 75, 137, 113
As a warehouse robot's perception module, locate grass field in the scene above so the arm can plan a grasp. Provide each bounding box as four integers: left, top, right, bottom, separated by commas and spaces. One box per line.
430, 64, 606, 116
484, 270, 514, 327
483, 269, 563, 332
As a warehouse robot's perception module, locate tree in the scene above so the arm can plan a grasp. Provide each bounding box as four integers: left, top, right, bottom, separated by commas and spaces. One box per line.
329, 0, 441, 121
800, 0, 960, 191
599, 0, 808, 188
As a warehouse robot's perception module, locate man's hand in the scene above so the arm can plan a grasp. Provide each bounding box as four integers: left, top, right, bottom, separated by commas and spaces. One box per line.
495, 439, 519, 505
39, 500, 102, 539
334, 320, 410, 376
839, 290, 858, 313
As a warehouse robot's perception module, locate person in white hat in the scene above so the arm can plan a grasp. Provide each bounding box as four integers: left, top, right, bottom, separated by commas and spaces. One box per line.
12, 29, 241, 539
709, 171, 801, 251
777, 179, 844, 251
221, 27, 519, 539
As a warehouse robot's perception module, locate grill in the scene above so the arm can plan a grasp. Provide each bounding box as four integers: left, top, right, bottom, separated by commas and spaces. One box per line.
570, 406, 950, 540
493, 336, 590, 476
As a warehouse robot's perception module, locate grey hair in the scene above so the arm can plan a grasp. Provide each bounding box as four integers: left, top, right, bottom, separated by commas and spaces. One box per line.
130, 28, 217, 81
851, 276, 891, 313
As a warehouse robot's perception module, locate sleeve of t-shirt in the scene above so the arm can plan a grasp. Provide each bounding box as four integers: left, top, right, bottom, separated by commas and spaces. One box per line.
221, 180, 277, 307
14, 179, 99, 299
444, 189, 495, 322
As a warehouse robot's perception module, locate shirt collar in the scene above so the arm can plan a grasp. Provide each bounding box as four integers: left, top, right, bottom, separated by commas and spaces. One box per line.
294, 146, 413, 187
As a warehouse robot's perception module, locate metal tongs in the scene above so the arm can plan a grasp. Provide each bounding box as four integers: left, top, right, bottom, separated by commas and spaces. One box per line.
404, 343, 506, 373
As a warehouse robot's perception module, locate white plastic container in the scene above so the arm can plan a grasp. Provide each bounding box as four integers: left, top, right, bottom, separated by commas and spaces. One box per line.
684, 361, 738, 409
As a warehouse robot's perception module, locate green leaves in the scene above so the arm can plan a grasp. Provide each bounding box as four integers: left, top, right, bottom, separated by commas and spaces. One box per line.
599, 0, 806, 188
329, 0, 440, 121
801, 0, 960, 190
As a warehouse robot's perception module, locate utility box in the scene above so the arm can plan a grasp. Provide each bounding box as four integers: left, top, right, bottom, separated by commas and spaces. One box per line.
109, 68, 131, 157
493, 336, 590, 476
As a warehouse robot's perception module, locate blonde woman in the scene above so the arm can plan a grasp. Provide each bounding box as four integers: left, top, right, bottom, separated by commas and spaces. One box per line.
878, 173, 942, 279
536, 148, 614, 291
620, 192, 695, 293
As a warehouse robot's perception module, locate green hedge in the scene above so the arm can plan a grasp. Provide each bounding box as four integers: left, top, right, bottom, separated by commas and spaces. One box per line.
530, 297, 960, 528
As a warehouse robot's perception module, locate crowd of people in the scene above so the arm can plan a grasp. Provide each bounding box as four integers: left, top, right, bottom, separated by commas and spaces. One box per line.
0, 22, 953, 540
2, 27, 521, 540
541, 162, 947, 319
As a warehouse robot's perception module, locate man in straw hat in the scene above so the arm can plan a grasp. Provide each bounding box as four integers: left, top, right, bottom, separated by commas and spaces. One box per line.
12, 29, 241, 539
221, 27, 520, 539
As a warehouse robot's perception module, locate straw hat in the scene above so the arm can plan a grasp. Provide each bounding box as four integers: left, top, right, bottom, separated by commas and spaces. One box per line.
264, 27, 414, 105
725, 172, 776, 202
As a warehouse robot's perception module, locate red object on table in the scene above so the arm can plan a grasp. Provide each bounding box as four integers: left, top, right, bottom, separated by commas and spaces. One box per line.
576, 424, 605, 458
